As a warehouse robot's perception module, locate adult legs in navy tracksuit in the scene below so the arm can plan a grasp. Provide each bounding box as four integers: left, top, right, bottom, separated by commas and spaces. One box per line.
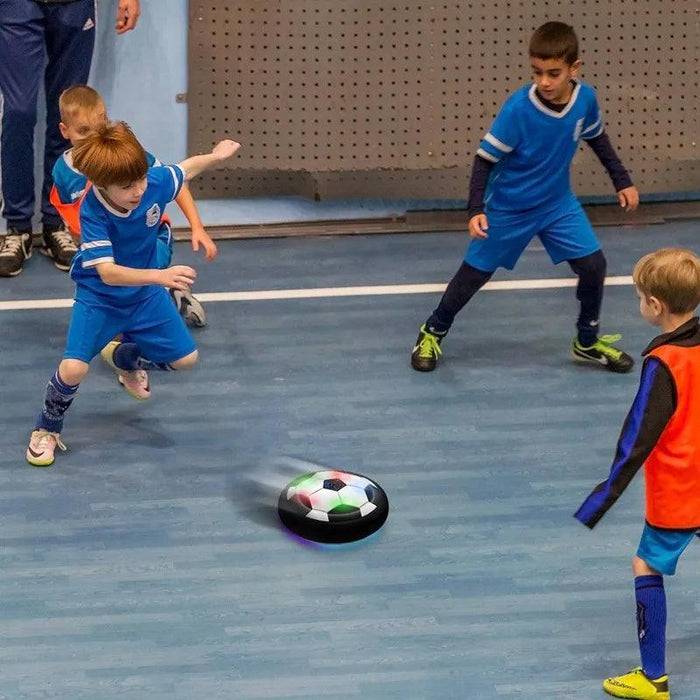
0, 0, 95, 228
0, 0, 95, 232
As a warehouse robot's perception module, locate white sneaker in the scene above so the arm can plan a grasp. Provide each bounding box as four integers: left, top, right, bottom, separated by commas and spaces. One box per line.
26, 430, 67, 467
100, 340, 151, 400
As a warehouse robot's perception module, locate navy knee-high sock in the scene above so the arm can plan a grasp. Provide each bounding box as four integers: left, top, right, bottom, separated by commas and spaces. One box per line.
635, 574, 667, 679
568, 250, 607, 347
113, 342, 175, 372
425, 262, 493, 335
35, 370, 79, 433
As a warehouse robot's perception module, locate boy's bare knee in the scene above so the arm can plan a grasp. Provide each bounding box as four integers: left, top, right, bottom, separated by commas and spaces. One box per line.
170, 350, 198, 371
58, 358, 89, 385
633, 555, 660, 577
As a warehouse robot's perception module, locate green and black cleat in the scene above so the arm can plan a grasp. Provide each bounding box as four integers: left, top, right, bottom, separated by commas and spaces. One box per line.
570, 334, 634, 373
411, 324, 443, 372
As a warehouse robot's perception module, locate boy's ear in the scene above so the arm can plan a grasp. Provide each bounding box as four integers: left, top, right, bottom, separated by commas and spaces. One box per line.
648, 295, 665, 316
569, 59, 582, 76
58, 121, 70, 140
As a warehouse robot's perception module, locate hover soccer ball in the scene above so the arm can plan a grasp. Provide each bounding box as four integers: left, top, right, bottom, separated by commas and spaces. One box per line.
278, 470, 389, 544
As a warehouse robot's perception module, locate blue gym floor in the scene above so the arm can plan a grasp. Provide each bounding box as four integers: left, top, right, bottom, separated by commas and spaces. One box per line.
1, 220, 698, 699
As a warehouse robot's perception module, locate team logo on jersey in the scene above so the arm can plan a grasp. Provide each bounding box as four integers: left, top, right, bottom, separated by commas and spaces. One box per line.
146, 204, 161, 227
573, 118, 584, 142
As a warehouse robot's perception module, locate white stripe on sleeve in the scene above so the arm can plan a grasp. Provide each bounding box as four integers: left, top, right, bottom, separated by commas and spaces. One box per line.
167, 165, 181, 199
82, 256, 114, 268
80, 239, 112, 251
582, 124, 604, 139
476, 148, 499, 163
484, 132, 514, 153
582, 118, 602, 135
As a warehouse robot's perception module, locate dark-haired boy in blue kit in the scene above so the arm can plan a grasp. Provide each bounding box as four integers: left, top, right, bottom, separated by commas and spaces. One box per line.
411, 21, 639, 373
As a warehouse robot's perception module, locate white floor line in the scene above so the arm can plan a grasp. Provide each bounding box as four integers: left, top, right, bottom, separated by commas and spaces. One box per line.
0, 275, 634, 311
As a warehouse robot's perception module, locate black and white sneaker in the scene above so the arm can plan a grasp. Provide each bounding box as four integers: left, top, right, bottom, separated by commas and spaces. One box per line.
169, 286, 207, 327
40, 224, 78, 271
0, 228, 33, 277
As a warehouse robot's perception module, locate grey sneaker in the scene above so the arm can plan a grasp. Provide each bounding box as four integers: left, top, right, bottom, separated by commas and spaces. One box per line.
169, 286, 207, 327
40, 224, 78, 271
0, 229, 33, 277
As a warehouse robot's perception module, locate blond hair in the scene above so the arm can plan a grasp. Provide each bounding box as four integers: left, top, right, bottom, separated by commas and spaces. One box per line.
633, 248, 700, 314
71, 121, 148, 188
58, 85, 105, 123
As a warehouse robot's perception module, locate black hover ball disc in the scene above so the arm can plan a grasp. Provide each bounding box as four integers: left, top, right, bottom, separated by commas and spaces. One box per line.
278, 470, 389, 543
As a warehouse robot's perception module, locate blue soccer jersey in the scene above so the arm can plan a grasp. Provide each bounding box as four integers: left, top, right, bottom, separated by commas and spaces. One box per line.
70, 164, 185, 304
476, 81, 603, 212
52, 149, 159, 205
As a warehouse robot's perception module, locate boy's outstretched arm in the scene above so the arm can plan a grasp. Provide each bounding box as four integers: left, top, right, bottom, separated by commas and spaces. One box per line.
179, 140, 241, 182
175, 185, 217, 261
574, 357, 675, 529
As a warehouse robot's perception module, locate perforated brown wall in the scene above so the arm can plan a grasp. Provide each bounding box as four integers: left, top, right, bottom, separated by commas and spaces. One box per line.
188, 1, 699, 200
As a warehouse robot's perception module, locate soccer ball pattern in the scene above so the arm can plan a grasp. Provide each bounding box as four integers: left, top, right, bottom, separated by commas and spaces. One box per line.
278, 470, 389, 543
286, 470, 379, 522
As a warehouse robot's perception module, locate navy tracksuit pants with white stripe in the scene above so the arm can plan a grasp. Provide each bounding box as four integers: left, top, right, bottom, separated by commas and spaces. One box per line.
0, 0, 95, 230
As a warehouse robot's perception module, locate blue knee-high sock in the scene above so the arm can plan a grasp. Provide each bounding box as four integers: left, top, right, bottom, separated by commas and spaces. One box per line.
113, 342, 175, 372
635, 575, 667, 679
35, 371, 79, 433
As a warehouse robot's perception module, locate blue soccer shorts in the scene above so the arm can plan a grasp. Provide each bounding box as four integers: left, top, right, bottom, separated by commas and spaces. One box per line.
64, 287, 196, 364
466, 194, 601, 272
636, 522, 699, 575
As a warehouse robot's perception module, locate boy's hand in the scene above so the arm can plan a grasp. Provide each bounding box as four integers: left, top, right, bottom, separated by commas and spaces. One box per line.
212, 140, 242, 161
468, 214, 489, 239
116, 0, 140, 34
618, 186, 639, 212
160, 265, 196, 291
192, 226, 218, 262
